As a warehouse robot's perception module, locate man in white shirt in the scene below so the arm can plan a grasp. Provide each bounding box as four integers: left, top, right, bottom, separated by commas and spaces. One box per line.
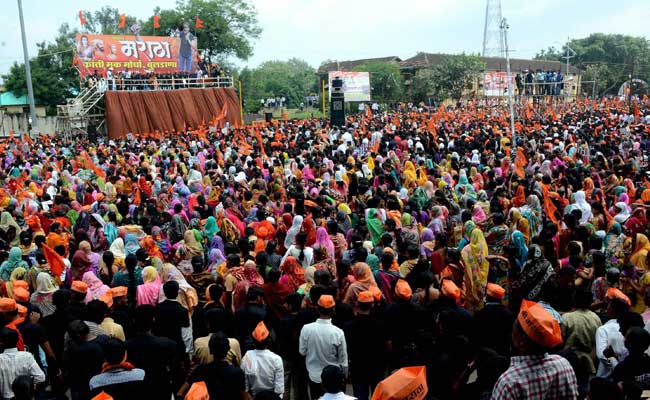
241, 321, 284, 398
0, 327, 46, 399
299, 294, 348, 399
596, 296, 630, 378
319, 365, 356, 400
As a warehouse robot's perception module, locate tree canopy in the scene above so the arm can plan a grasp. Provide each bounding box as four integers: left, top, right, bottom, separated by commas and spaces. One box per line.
240, 58, 317, 113
535, 33, 650, 96
2, 1, 261, 108
410, 54, 485, 103
353, 61, 404, 104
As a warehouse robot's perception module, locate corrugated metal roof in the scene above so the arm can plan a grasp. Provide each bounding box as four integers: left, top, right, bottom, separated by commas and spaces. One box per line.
399, 52, 582, 74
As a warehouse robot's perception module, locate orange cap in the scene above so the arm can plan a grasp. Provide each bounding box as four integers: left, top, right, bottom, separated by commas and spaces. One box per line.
13, 287, 30, 302
91, 391, 114, 400
441, 279, 461, 302
252, 321, 270, 342
371, 366, 428, 400
368, 286, 383, 301
99, 292, 113, 308
13, 280, 29, 291
358, 291, 374, 303
518, 300, 562, 348
110, 286, 128, 298
17, 304, 27, 317
0, 298, 17, 312
317, 294, 336, 309
71, 280, 88, 294
606, 287, 631, 306
395, 279, 412, 300
486, 283, 505, 300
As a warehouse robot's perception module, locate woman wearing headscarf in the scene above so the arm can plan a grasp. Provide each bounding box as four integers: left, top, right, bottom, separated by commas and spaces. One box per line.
343, 263, 377, 313
625, 208, 647, 237
630, 233, 650, 270
401, 213, 420, 251
302, 215, 317, 247
521, 194, 543, 238
208, 248, 227, 279
159, 264, 199, 312
461, 228, 489, 311
517, 217, 531, 245
298, 266, 316, 297
0, 211, 21, 246
30, 272, 58, 317
151, 226, 172, 259
123, 233, 141, 256
565, 191, 593, 225
136, 266, 161, 306
336, 210, 352, 235
279, 256, 305, 292
519, 244, 556, 301
613, 202, 631, 224
169, 210, 187, 244
428, 206, 446, 239
313, 227, 335, 260
82, 271, 111, 304
141, 236, 164, 260
0, 247, 29, 282
203, 216, 219, 242
109, 237, 126, 267
366, 208, 385, 246
228, 260, 264, 312
402, 160, 417, 188
284, 215, 303, 250
4, 267, 27, 299
176, 230, 204, 274
457, 220, 477, 250
511, 229, 529, 270
420, 228, 436, 258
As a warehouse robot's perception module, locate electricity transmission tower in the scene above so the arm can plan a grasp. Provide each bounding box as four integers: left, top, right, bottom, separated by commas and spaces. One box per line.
482, 0, 505, 57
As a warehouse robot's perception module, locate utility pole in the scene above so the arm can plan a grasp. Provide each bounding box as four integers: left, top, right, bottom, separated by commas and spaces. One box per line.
561, 37, 576, 100
17, 0, 37, 133
500, 18, 516, 161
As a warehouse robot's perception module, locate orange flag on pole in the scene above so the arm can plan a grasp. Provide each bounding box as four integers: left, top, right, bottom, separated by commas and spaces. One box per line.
514, 147, 527, 179
118, 14, 126, 29
153, 15, 161, 29
79, 10, 87, 26
195, 16, 205, 29
42, 244, 65, 277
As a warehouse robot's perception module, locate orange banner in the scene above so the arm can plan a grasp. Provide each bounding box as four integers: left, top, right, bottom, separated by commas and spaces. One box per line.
75, 33, 197, 76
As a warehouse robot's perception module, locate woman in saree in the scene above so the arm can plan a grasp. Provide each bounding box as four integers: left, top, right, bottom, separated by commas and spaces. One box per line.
630, 233, 650, 270
519, 244, 556, 301
30, 272, 58, 317
176, 230, 204, 274
0, 247, 29, 282
136, 266, 161, 306
366, 208, 385, 246
279, 256, 305, 292
461, 228, 489, 312
343, 263, 377, 313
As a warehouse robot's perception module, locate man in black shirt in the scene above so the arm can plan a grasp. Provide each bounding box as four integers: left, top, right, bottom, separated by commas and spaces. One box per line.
472, 283, 513, 356
154, 280, 190, 354
63, 320, 105, 400
345, 290, 388, 400
234, 286, 267, 354
126, 305, 177, 400
182, 332, 248, 399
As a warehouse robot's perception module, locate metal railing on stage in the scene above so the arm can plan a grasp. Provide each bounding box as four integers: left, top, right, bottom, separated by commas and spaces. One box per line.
97, 76, 234, 92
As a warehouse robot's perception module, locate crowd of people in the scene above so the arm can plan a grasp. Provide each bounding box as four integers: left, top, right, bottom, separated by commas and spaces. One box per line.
0, 95, 650, 400
83, 63, 231, 92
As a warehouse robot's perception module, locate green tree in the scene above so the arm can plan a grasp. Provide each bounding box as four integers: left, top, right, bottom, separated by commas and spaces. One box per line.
240, 58, 317, 112
413, 54, 485, 102
3, 24, 79, 115
353, 61, 403, 104
140, 0, 262, 63
535, 34, 650, 95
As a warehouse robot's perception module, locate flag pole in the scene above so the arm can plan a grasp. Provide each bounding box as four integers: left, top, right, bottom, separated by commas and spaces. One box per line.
239, 80, 244, 126
17, 0, 37, 133
321, 79, 326, 117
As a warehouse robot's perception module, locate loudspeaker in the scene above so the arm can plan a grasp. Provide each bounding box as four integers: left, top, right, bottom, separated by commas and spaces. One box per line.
330, 92, 345, 127
265, 112, 273, 123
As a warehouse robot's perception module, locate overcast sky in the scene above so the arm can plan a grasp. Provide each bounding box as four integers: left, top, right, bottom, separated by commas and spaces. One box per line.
0, 0, 648, 77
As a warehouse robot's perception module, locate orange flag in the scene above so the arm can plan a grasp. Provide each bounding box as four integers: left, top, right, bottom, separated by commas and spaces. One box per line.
195, 16, 205, 29
634, 102, 641, 121
42, 244, 65, 277
542, 184, 559, 225
118, 14, 126, 29
79, 10, 87, 26
514, 147, 527, 179
153, 15, 161, 29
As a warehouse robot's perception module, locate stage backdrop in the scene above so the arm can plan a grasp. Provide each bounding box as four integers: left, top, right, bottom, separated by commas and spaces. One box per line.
328, 71, 371, 102
105, 88, 240, 138
74, 33, 198, 76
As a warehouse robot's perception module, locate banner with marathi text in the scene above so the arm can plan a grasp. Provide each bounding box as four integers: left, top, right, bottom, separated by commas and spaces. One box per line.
74, 34, 195, 76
